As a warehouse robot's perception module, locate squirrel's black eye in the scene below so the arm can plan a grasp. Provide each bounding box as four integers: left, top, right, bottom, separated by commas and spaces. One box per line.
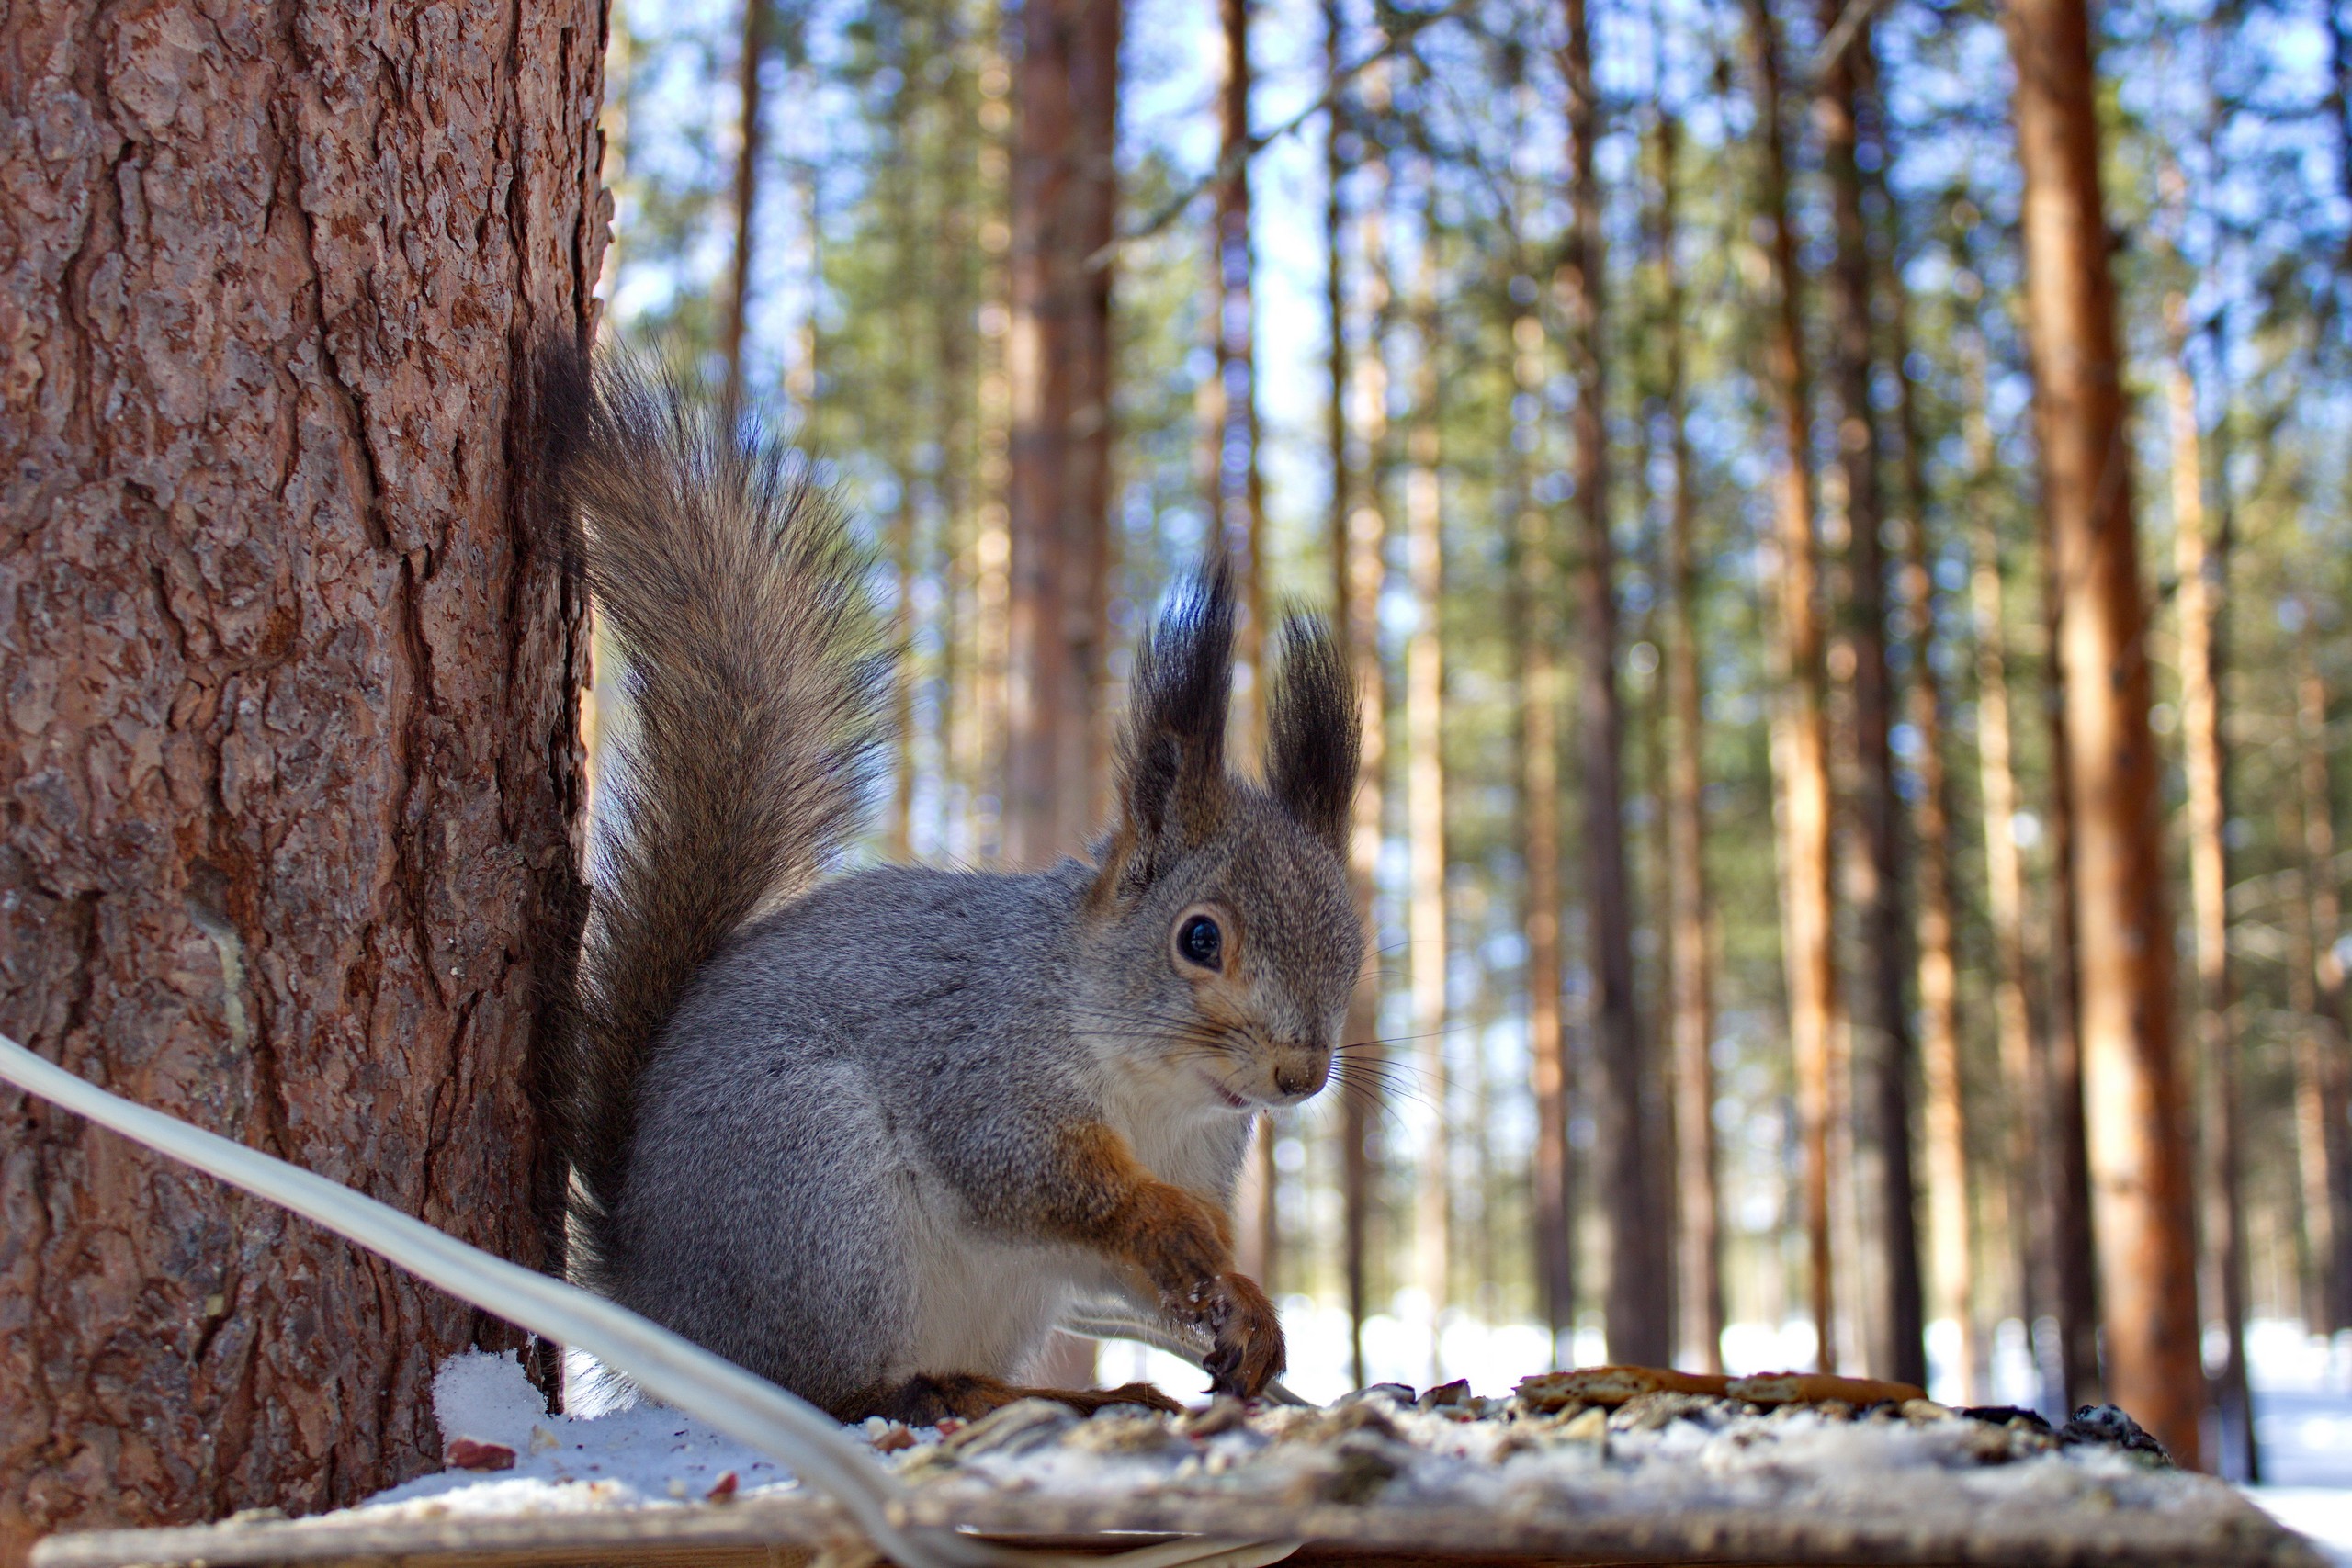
1178, 914, 1223, 970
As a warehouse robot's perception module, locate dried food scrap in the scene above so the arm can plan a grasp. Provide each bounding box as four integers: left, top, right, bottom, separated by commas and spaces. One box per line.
443, 1438, 518, 1472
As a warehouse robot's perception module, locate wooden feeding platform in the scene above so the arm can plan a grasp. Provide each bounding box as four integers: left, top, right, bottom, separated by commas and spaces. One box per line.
27, 1367, 2325, 1568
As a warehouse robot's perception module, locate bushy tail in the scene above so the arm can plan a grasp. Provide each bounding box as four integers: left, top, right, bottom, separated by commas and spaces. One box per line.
542, 344, 887, 1286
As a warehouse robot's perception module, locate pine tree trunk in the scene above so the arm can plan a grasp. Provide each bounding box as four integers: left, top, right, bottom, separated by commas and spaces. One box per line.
1207, 0, 1279, 1296
1405, 184, 1450, 1381
1888, 237, 1973, 1404
1656, 105, 1721, 1376
1744, 0, 1838, 1372
0, 0, 605, 1555
1816, 11, 1923, 1389
1561, 0, 1664, 1368
1337, 51, 1392, 1391
1959, 319, 2068, 1403
2295, 645, 2352, 1334
2166, 296, 2254, 1477
2040, 568, 2106, 1413
1004, 0, 1118, 867
2006, 0, 2200, 1467
1518, 321, 1572, 1349
2285, 831, 2346, 1335
1506, 243, 1571, 1346
723, 0, 768, 409
968, 37, 1014, 858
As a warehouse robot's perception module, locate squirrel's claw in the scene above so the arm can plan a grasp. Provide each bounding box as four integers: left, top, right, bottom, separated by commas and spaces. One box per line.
1203, 1271, 1285, 1398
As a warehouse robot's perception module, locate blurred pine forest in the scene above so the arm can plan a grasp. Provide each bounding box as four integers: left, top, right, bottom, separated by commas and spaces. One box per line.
592, 0, 2352, 1479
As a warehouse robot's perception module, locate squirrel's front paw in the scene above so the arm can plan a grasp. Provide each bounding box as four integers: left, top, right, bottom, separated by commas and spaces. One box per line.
1201, 1271, 1284, 1398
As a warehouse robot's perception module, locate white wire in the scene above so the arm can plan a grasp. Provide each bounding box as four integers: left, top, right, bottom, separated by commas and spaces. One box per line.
0, 1035, 1296, 1568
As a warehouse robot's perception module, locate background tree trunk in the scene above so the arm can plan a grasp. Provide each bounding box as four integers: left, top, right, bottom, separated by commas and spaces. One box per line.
1890, 247, 1973, 1404
0, 0, 606, 1557
2007, 0, 2200, 1468
2166, 294, 2254, 1477
1562, 0, 1665, 1368
1210, 0, 1279, 1298
1656, 102, 1720, 1376
1337, 50, 1393, 1392
1405, 169, 1451, 1382
1962, 334, 2046, 1397
723, 0, 769, 409
1744, 0, 1838, 1372
1520, 312, 1572, 1352
1816, 11, 1924, 1390
2295, 640, 2352, 1333
1004, 0, 1119, 867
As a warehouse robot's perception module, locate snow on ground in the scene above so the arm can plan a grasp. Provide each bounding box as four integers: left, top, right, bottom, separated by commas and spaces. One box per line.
2240, 1321, 2352, 1566
360, 1350, 809, 1517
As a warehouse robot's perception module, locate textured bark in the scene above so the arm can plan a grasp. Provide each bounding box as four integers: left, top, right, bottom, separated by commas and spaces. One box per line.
1743, 0, 1838, 1372
1560, 0, 1663, 1369
2006, 0, 2199, 1468
2165, 295, 2254, 1478
1003, 0, 1117, 866
1655, 104, 1719, 1376
0, 0, 605, 1558
1816, 13, 1922, 1390
1335, 51, 1391, 1391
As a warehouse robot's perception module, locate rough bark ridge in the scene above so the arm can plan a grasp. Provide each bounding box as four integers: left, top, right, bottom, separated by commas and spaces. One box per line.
0, 1, 606, 1558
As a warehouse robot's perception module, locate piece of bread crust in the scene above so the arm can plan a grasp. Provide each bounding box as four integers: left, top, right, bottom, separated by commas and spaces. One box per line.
1517, 1365, 1732, 1411
1725, 1371, 1928, 1406
1517, 1365, 1928, 1413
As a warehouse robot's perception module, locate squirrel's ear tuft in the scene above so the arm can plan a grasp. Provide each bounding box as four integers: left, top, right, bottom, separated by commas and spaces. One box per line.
1264, 611, 1359, 854
1102, 559, 1238, 894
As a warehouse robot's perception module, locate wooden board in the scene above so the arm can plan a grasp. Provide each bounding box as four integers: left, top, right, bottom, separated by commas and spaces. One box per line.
28, 1478, 2324, 1568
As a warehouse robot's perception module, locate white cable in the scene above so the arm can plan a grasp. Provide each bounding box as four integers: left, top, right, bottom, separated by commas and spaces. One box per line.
0, 1035, 1296, 1568
1058, 1311, 1309, 1407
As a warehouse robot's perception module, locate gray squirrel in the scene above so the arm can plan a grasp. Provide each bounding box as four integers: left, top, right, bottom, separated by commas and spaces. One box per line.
545, 348, 1363, 1424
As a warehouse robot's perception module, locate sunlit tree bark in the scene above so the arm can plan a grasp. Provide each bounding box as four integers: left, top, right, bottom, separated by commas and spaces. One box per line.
0, 0, 605, 1548
2006, 0, 2199, 1467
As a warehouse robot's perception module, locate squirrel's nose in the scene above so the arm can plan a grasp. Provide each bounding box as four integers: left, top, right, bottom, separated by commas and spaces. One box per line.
1274, 1052, 1331, 1099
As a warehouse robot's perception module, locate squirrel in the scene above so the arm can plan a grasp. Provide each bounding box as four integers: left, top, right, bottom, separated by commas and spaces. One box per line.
543, 346, 1363, 1426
